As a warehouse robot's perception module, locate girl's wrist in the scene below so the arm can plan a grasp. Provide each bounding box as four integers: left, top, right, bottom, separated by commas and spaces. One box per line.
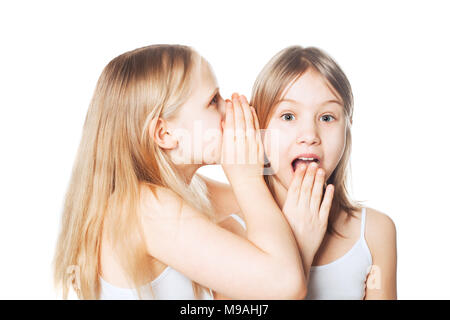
293, 236, 315, 265
229, 174, 265, 190
224, 167, 264, 184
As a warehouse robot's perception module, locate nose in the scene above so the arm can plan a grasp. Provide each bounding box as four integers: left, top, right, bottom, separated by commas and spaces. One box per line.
217, 98, 225, 120
218, 98, 227, 119
295, 121, 320, 145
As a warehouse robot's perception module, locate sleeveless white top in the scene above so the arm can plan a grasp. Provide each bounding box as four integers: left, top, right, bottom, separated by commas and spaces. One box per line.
229, 210, 372, 300
99, 214, 247, 300
305, 207, 373, 299
100, 267, 213, 300
100, 211, 371, 300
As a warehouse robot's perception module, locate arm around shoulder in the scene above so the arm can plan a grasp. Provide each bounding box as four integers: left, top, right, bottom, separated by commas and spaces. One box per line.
364, 208, 397, 300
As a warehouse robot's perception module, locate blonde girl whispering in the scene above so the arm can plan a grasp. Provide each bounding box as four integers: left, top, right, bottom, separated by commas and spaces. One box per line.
53, 44, 311, 300
249, 46, 398, 299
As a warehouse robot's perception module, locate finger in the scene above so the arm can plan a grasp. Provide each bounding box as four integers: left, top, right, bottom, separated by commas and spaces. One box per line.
319, 184, 334, 222
240, 95, 255, 140
240, 95, 256, 164
310, 167, 326, 214
224, 99, 234, 131
232, 93, 245, 132
222, 101, 235, 165
299, 162, 319, 205
232, 94, 246, 164
250, 106, 264, 165
285, 163, 307, 207
240, 95, 254, 132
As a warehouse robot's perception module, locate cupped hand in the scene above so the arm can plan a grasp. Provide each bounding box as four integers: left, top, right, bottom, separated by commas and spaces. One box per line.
221, 93, 265, 185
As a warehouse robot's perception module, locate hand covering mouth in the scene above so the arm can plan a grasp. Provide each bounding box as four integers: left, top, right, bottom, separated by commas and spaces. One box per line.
291, 156, 320, 172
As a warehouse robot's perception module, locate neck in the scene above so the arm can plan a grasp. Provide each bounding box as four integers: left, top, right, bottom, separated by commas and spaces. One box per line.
174, 163, 202, 185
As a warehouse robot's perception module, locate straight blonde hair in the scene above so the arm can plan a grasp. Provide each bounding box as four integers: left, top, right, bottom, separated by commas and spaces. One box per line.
251, 46, 364, 237
53, 44, 215, 299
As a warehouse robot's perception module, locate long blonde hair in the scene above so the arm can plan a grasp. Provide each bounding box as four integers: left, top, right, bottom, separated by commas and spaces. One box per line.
53, 44, 215, 299
251, 45, 364, 237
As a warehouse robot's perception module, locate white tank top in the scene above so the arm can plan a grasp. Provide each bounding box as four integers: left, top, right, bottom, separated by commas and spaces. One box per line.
229, 210, 372, 300
305, 207, 373, 299
100, 211, 372, 300
99, 214, 247, 300
100, 267, 213, 300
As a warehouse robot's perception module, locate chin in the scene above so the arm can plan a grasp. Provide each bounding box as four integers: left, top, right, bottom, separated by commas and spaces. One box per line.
202, 153, 220, 165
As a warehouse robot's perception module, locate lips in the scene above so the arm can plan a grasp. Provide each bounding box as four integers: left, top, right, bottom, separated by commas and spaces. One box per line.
291, 153, 321, 172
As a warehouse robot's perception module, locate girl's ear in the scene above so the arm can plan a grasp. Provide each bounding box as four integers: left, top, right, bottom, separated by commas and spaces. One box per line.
149, 117, 178, 150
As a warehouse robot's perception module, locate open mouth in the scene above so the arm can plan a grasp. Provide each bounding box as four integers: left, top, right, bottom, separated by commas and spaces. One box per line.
291, 157, 320, 172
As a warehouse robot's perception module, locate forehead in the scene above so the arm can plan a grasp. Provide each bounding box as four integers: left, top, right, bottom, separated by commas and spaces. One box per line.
198, 58, 218, 88
281, 68, 341, 105
178, 58, 217, 110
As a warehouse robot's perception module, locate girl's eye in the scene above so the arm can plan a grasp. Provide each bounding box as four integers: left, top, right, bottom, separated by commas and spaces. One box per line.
320, 114, 335, 122
210, 94, 219, 106
281, 113, 295, 121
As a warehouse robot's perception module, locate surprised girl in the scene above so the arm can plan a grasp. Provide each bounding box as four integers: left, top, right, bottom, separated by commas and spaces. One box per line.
250, 46, 397, 300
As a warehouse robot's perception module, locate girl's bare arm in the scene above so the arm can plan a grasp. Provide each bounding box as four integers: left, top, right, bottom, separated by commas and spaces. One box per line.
364, 208, 397, 299
141, 95, 306, 299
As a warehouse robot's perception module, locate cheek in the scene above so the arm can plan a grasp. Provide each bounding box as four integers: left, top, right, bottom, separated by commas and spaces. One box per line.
200, 113, 223, 163
323, 128, 346, 174
203, 114, 223, 143
263, 123, 294, 177
172, 115, 223, 162
204, 110, 223, 131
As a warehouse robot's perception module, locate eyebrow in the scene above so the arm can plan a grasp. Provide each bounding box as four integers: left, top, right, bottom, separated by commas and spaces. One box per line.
278, 98, 343, 108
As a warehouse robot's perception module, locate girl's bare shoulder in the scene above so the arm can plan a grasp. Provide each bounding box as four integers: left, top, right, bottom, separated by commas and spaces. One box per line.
337, 207, 395, 238
364, 207, 397, 256
139, 183, 183, 218
365, 207, 396, 238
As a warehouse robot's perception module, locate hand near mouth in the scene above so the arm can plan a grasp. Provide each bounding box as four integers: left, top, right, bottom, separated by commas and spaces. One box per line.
282, 161, 334, 284
220, 93, 265, 185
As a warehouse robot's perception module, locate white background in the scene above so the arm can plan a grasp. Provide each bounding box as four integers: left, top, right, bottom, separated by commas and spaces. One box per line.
1, 0, 449, 299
